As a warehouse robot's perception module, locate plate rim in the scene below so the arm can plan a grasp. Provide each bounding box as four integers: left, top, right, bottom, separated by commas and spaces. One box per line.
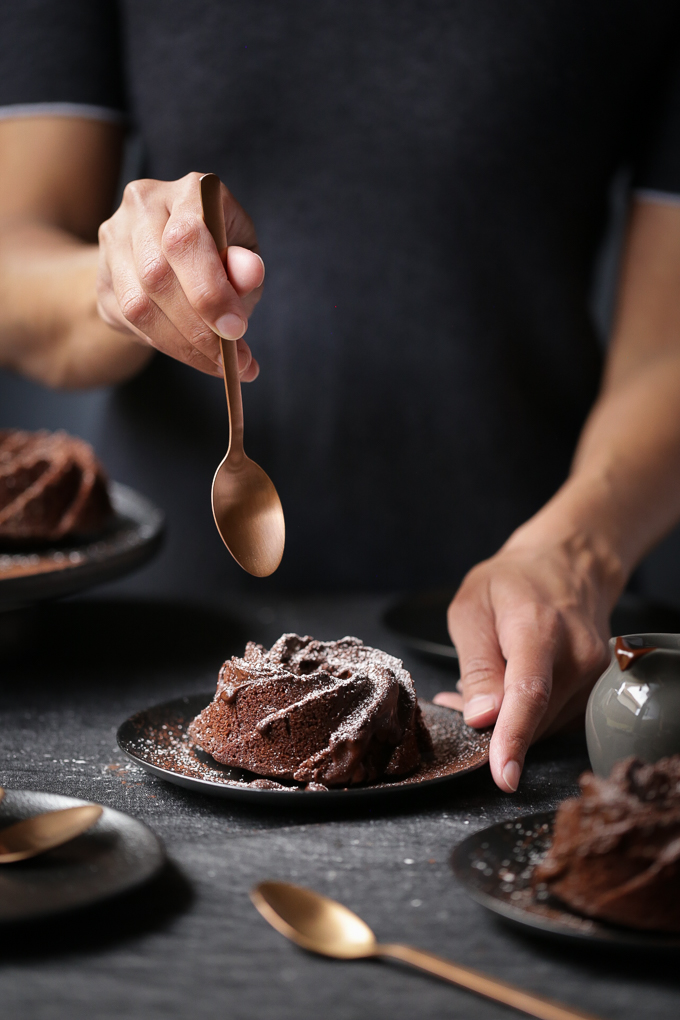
451, 809, 680, 950
0, 789, 165, 923
117, 693, 489, 804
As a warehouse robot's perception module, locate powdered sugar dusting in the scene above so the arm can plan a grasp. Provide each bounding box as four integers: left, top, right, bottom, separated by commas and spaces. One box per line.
189, 634, 429, 786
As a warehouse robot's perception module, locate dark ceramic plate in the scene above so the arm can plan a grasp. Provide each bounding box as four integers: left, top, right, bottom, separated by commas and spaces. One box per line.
452, 811, 680, 949
384, 590, 680, 662
0, 790, 165, 923
117, 696, 490, 804
0, 483, 164, 611
383, 589, 458, 659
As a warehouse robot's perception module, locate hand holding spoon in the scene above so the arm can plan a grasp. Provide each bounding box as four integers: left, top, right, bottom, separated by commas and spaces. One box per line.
251, 882, 600, 1020
200, 173, 285, 577
0, 804, 102, 864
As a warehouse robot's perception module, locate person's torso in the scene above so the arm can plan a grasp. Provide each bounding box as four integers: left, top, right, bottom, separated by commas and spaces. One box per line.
78, 1, 680, 591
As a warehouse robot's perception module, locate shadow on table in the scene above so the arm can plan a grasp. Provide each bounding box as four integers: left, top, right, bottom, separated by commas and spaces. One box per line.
496, 916, 680, 990
0, 858, 193, 961
1, 597, 246, 689
147, 754, 513, 827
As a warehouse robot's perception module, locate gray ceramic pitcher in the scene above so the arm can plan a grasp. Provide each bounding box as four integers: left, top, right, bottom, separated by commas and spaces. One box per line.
585, 633, 680, 777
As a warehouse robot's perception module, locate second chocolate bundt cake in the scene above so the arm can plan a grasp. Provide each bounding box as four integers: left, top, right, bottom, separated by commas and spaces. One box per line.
533, 755, 680, 931
188, 633, 433, 787
0, 429, 113, 544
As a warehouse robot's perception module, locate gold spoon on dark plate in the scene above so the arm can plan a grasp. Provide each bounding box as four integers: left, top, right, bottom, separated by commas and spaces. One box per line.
200, 173, 285, 577
251, 882, 601, 1020
0, 801, 102, 864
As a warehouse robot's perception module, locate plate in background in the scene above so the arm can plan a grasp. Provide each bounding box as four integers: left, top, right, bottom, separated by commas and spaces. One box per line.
452, 810, 680, 950
0, 483, 164, 611
0, 790, 164, 923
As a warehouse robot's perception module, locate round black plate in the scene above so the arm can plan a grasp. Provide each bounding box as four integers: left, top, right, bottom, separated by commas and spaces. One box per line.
0, 483, 164, 611
117, 696, 491, 804
0, 790, 165, 923
452, 810, 680, 949
384, 591, 680, 662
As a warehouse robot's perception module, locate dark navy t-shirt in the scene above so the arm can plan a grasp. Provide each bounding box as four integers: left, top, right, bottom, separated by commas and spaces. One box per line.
1, 1, 680, 596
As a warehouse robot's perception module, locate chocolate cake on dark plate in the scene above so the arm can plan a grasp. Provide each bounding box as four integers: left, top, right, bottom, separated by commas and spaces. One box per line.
188, 633, 433, 788
534, 755, 680, 931
0, 429, 113, 545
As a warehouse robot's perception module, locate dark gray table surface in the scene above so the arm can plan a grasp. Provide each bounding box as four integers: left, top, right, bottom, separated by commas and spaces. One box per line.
0, 592, 678, 1020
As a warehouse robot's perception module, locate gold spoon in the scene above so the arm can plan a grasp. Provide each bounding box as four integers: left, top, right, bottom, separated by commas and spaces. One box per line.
200, 173, 285, 577
251, 882, 600, 1020
0, 804, 102, 864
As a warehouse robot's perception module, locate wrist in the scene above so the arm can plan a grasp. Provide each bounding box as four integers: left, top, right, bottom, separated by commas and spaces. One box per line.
502, 475, 628, 609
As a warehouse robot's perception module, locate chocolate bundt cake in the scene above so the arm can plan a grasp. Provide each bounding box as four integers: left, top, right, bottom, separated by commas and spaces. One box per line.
533, 755, 680, 931
188, 633, 433, 787
0, 429, 113, 544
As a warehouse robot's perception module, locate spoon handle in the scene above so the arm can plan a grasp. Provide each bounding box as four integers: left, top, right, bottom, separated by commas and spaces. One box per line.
219, 336, 245, 458
199, 173, 245, 459
378, 944, 600, 1020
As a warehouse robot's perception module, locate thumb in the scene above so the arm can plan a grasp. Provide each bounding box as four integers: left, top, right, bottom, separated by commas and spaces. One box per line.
447, 593, 505, 728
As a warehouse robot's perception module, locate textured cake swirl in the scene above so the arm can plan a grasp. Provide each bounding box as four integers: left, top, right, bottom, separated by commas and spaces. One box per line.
533, 755, 680, 931
0, 429, 113, 544
188, 633, 433, 787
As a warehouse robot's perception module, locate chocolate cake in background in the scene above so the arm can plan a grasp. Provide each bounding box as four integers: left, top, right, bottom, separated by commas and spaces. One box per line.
0, 429, 113, 544
188, 633, 433, 788
534, 755, 680, 932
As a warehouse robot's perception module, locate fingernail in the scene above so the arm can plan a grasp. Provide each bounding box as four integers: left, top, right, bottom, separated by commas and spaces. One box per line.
215, 313, 246, 340
217, 353, 223, 370
237, 348, 251, 373
502, 760, 521, 793
463, 694, 497, 724
256, 253, 265, 279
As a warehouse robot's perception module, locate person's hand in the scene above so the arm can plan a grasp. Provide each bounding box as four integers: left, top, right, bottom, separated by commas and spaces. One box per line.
96, 172, 264, 380
433, 523, 618, 792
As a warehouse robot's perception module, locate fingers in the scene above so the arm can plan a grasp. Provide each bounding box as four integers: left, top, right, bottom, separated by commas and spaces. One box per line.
97, 242, 223, 376
447, 579, 506, 728
226, 247, 265, 300
441, 541, 613, 796
489, 616, 555, 792
158, 179, 249, 344
235, 338, 260, 382
432, 691, 464, 711
96, 172, 265, 378
447, 568, 558, 794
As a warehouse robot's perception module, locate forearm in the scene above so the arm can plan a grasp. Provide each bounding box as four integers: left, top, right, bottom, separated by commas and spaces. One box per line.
505, 198, 680, 603
505, 349, 680, 605
0, 218, 152, 389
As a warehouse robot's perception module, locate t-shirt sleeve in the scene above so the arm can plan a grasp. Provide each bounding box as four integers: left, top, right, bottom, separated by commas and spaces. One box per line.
633, 51, 680, 203
0, 0, 126, 123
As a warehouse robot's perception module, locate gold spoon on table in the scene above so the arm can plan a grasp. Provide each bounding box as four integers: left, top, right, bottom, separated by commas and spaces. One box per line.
0, 803, 102, 864
251, 882, 601, 1020
200, 173, 285, 577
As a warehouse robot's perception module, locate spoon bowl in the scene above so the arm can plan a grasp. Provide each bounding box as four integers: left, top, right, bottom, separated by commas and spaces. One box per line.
200, 174, 285, 577
211, 444, 285, 578
252, 881, 375, 958
251, 881, 600, 1020
0, 805, 103, 864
